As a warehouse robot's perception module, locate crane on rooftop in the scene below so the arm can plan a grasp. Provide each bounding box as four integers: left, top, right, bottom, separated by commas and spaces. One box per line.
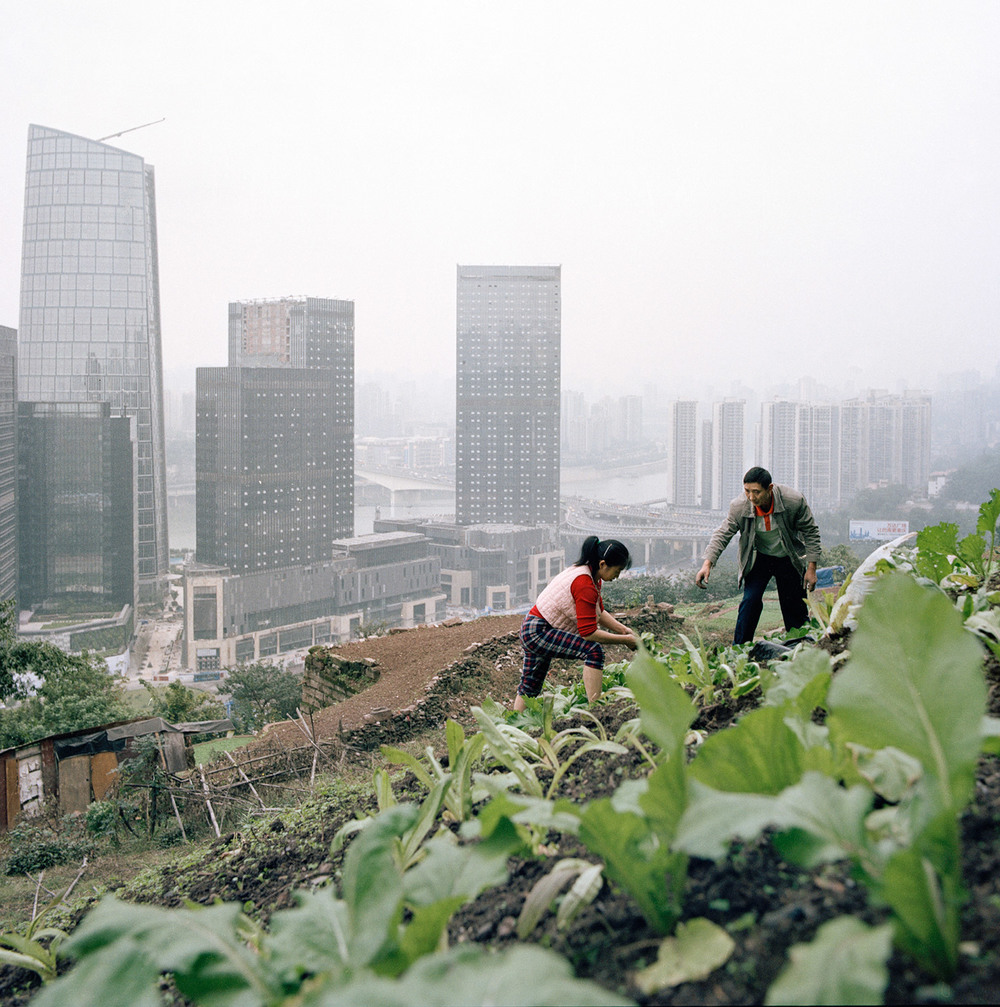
97, 117, 166, 143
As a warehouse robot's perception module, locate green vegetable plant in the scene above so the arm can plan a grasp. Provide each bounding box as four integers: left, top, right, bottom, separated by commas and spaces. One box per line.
637, 631, 764, 706
32, 803, 629, 1006
331, 769, 453, 872
381, 717, 488, 823
672, 572, 997, 984
908, 489, 1000, 589
571, 644, 698, 935
0, 892, 69, 984
501, 661, 633, 721
884, 491, 1000, 659
472, 703, 629, 801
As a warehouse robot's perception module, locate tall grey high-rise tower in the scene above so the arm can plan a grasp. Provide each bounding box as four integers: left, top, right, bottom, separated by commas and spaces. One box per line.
455, 265, 560, 526
711, 399, 746, 509
18, 125, 168, 603
671, 400, 698, 507
196, 297, 354, 575
0, 327, 17, 605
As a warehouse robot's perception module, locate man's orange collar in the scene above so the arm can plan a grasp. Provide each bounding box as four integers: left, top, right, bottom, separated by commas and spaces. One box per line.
754, 495, 774, 530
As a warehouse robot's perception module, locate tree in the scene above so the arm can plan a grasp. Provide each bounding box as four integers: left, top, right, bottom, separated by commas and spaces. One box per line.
0, 602, 131, 748
224, 662, 302, 733
940, 448, 1000, 505
0, 648, 131, 749
140, 680, 224, 724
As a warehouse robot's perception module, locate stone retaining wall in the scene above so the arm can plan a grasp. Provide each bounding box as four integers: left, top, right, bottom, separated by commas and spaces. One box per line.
301, 649, 381, 712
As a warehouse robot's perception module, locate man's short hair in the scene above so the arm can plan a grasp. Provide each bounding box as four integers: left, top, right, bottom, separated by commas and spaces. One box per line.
743, 466, 772, 487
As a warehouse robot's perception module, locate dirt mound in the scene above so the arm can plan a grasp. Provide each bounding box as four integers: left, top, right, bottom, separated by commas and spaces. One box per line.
261, 615, 525, 748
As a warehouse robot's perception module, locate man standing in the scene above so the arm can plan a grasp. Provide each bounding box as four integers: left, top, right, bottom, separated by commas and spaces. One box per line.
695, 467, 822, 645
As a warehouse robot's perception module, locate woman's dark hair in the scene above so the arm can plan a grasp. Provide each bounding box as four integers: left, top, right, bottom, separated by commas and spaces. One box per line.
575, 536, 632, 576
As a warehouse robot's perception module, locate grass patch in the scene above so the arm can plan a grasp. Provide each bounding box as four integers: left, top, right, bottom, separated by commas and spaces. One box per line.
192, 735, 254, 765
0, 844, 182, 935
676, 591, 788, 640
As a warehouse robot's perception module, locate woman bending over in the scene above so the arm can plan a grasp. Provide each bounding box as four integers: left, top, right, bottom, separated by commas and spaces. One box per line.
514, 536, 638, 711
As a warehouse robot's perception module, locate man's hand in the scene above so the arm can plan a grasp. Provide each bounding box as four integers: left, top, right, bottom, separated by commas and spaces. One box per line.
804, 562, 817, 593
695, 560, 712, 589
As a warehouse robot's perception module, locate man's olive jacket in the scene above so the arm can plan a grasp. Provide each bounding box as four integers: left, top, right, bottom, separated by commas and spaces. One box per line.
703, 484, 822, 584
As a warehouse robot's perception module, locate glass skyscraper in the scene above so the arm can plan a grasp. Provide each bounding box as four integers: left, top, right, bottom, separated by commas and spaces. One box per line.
17, 125, 169, 603
455, 265, 561, 526
18, 402, 134, 609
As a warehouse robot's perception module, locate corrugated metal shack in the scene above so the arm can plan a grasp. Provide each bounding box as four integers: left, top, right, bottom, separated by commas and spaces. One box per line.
0, 716, 233, 833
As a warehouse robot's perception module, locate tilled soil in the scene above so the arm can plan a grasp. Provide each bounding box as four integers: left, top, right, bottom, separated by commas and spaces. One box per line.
4, 615, 999, 1005
446, 700, 1000, 1006
253, 619, 1000, 1005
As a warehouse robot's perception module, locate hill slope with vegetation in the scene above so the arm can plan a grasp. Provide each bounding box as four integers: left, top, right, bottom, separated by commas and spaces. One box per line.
2, 492, 1000, 1006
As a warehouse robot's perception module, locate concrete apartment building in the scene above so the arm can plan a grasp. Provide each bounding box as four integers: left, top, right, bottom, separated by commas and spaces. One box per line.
840, 390, 931, 498
711, 399, 747, 509
196, 297, 354, 575
181, 531, 445, 671
671, 399, 699, 507
456, 265, 560, 527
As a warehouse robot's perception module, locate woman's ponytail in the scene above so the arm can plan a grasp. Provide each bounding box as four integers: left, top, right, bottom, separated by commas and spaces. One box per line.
574, 536, 632, 576
574, 535, 602, 573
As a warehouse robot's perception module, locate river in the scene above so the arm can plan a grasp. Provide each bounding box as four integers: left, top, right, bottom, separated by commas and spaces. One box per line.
168, 460, 673, 549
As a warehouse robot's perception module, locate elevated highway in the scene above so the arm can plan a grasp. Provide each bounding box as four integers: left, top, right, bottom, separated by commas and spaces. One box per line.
562, 497, 724, 568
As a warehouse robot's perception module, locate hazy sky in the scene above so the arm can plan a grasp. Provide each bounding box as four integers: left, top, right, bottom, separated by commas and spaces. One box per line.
2, 1, 999, 399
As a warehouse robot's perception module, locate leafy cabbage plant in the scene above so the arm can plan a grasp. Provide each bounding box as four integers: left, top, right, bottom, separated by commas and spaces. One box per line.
32, 803, 629, 1006
674, 572, 997, 982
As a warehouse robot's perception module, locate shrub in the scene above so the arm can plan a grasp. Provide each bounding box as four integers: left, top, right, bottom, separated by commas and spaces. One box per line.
84, 801, 117, 840
3, 814, 95, 876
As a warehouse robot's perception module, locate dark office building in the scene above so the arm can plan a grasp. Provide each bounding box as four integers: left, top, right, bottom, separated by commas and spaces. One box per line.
0, 328, 16, 605
17, 125, 169, 603
196, 296, 354, 575
18, 402, 134, 610
456, 265, 560, 526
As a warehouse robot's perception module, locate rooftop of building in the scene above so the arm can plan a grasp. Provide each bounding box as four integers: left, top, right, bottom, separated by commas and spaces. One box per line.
330, 531, 428, 552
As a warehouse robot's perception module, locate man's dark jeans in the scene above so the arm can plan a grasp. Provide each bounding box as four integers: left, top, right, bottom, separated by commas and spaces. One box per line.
733, 553, 807, 645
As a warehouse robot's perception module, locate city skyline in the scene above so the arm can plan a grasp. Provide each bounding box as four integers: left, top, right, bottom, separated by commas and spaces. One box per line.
2, 4, 999, 400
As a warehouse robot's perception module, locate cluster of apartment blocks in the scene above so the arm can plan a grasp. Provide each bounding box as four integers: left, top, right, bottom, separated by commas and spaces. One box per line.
561, 391, 644, 460
181, 522, 564, 672
4, 126, 570, 674
671, 392, 932, 512
182, 265, 565, 672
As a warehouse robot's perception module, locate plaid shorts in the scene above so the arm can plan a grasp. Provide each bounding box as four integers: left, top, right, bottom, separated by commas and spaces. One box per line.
517, 614, 605, 697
